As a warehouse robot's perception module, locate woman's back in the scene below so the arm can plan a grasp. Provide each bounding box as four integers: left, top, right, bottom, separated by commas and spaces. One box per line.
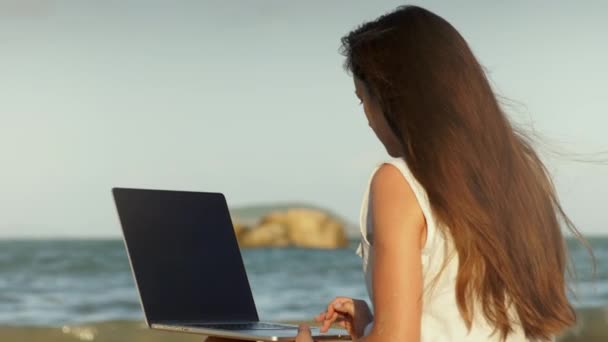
340, 5, 580, 340
356, 158, 543, 341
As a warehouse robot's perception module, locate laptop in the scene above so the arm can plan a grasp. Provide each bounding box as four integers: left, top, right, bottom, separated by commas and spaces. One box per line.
112, 187, 350, 341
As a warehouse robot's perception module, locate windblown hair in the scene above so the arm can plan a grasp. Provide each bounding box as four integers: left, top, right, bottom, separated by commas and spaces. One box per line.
340, 5, 587, 341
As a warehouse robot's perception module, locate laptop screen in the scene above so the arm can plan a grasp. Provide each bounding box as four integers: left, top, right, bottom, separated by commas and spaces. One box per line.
113, 188, 258, 324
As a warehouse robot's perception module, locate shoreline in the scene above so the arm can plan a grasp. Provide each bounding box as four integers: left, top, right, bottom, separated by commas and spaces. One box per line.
0, 307, 605, 341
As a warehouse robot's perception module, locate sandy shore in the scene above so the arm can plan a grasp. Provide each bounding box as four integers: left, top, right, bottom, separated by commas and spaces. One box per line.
0, 308, 606, 341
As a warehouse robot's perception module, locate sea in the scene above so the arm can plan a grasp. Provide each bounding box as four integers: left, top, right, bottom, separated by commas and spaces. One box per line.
0, 237, 606, 341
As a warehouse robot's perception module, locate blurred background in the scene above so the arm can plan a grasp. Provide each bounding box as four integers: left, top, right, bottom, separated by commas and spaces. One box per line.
0, 1, 606, 341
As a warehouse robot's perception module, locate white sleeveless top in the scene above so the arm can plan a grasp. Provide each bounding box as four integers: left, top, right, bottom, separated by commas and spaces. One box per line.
355, 158, 538, 341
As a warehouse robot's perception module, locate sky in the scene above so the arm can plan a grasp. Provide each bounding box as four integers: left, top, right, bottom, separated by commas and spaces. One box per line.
1, 0, 607, 238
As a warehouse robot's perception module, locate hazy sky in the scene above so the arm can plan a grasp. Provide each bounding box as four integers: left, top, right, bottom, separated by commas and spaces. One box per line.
1, 1, 607, 238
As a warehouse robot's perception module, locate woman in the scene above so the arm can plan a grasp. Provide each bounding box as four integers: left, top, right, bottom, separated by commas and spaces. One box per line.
297, 4, 583, 342
213, 4, 583, 342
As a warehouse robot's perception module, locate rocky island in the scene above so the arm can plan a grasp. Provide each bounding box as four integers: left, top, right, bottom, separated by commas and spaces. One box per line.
231, 206, 350, 249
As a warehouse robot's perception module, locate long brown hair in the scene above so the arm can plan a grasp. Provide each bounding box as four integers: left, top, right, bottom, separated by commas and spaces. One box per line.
340, 5, 588, 340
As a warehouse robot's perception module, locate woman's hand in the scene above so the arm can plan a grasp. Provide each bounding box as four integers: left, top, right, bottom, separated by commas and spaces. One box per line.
315, 297, 373, 340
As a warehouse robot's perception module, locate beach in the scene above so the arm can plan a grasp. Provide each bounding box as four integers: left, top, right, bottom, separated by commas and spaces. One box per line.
0, 310, 606, 342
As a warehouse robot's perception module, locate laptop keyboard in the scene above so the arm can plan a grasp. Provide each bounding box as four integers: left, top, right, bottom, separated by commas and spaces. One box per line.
189, 322, 298, 330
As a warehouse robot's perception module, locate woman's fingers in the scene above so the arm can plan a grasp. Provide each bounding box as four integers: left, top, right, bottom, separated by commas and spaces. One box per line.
332, 300, 356, 317
321, 312, 338, 331
318, 297, 359, 333
315, 311, 350, 334
320, 311, 346, 332
295, 324, 315, 342
321, 302, 355, 332
324, 297, 352, 323
325, 304, 336, 322
334, 316, 349, 327
328, 298, 355, 318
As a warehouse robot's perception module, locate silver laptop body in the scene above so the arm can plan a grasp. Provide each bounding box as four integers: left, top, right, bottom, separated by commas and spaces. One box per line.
112, 188, 349, 341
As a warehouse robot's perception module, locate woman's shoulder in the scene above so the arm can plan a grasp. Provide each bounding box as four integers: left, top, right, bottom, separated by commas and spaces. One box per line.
369, 157, 443, 253
369, 158, 423, 198
369, 161, 426, 236
370, 160, 416, 198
